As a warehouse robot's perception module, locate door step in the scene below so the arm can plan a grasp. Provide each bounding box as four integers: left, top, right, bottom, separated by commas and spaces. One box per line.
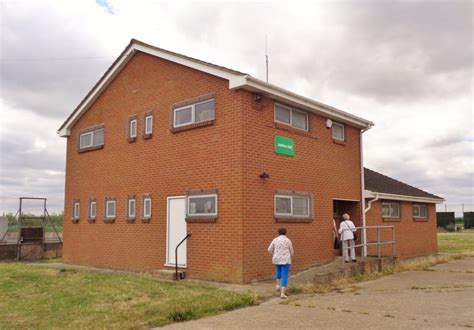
153, 269, 186, 280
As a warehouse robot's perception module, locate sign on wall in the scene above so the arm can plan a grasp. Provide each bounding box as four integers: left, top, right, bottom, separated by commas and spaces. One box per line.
274, 135, 295, 157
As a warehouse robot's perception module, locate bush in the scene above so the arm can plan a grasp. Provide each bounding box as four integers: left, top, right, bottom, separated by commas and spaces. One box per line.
445, 223, 456, 232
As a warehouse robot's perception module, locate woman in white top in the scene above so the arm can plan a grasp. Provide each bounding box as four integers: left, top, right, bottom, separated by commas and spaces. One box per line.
268, 228, 294, 299
338, 213, 357, 263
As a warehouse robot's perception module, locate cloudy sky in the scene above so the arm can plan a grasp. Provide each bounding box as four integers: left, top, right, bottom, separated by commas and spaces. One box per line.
0, 0, 472, 214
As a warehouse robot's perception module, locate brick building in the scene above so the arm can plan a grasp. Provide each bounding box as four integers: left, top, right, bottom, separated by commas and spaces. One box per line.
58, 39, 442, 283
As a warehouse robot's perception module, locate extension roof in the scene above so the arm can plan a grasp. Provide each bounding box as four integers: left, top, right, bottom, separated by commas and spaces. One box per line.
364, 168, 444, 203
58, 39, 373, 136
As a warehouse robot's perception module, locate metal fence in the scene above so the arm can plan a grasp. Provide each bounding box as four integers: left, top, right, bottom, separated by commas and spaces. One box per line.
340, 225, 395, 265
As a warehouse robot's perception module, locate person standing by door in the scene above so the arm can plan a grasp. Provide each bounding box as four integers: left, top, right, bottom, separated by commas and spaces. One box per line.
268, 228, 294, 299
339, 213, 357, 263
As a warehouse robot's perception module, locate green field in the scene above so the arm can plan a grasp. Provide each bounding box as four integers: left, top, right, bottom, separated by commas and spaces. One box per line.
438, 230, 474, 255
0, 263, 256, 329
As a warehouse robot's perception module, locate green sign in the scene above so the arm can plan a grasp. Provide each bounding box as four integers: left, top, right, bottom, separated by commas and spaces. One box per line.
275, 135, 294, 157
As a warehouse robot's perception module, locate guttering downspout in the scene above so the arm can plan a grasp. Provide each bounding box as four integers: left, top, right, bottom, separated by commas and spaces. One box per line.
365, 193, 379, 214
360, 126, 372, 258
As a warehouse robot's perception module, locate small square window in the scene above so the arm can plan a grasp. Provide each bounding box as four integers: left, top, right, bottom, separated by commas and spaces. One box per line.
174, 107, 193, 127
274, 103, 308, 131
275, 196, 292, 215
80, 133, 93, 149
413, 204, 428, 218
195, 99, 215, 122
332, 122, 345, 141
382, 202, 400, 218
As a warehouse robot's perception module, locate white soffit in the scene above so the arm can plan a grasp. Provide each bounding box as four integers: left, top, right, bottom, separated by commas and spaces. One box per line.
365, 190, 445, 204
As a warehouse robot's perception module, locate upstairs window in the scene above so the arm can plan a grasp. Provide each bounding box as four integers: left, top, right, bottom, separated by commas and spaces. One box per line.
173, 99, 215, 128
129, 118, 137, 139
79, 127, 104, 150
274, 103, 308, 131
382, 202, 400, 218
105, 199, 116, 219
89, 199, 96, 220
144, 113, 153, 136
413, 204, 428, 218
128, 197, 136, 219
332, 122, 345, 141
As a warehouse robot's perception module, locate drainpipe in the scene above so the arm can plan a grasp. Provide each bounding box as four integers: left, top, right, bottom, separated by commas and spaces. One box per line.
360, 126, 371, 258
365, 193, 379, 214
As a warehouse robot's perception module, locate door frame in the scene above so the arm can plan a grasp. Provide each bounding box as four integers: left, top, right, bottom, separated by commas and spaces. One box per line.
165, 195, 187, 268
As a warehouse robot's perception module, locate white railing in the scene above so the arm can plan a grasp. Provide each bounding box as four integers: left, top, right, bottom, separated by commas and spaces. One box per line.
340, 225, 395, 265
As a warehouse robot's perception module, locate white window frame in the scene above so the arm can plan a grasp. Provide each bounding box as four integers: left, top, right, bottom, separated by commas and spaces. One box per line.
413, 204, 428, 219
73, 201, 80, 219
144, 115, 153, 135
187, 194, 218, 217
173, 99, 215, 128
89, 200, 96, 219
105, 200, 116, 219
143, 197, 152, 219
332, 121, 345, 141
79, 128, 104, 150
129, 119, 137, 138
382, 202, 400, 218
79, 132, 93, 149
274, 103, 309, 132
128, 198, 136, 219
274, 194, 310, 217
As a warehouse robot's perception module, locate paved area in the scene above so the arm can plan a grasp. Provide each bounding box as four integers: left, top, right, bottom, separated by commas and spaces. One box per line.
165, 257, 474, 329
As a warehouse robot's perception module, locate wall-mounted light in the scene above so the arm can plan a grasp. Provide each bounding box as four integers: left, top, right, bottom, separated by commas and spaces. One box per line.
326, 119, 333, 129
259, 172, 270, 180
254, 93, 262, 103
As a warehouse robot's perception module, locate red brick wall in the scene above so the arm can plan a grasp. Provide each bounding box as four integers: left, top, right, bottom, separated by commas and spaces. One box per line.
365, 200, 437, 258
63, 50, 364, 284
64, 51, 247, 282
240, 95, 362, 282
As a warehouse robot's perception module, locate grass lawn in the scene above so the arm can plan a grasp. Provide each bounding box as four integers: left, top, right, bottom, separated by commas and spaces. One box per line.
438, 230, 474, 254
0, 263, 257, 329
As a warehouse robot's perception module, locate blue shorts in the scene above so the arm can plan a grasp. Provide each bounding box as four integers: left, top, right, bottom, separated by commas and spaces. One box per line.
275, 264, 291, 287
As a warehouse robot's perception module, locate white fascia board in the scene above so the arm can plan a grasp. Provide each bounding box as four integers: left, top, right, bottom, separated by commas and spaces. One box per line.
58, 45, 137, 137
132, 44, 241, 82
364, 190, 444, 204
58, 43, 245, 137
232, 76, 374, 129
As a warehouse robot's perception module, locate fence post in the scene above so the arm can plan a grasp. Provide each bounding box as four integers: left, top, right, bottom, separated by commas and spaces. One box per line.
377, 227, 381, 258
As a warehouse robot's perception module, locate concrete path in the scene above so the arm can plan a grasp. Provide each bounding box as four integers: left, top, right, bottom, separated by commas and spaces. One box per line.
165, 257, 474, 329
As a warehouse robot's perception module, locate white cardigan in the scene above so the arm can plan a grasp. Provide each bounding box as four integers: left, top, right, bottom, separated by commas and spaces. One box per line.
338, 220, 356, 241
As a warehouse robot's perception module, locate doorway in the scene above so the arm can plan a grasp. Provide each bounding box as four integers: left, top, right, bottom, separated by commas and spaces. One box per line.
166, 196, 187, 267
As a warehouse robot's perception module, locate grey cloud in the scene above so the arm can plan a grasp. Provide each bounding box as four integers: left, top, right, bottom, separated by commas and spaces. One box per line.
0, 2, 113, 118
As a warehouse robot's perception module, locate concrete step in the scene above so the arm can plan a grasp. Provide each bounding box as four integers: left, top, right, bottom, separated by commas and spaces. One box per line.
153, 268, 186, 280
292, 257, 396, 285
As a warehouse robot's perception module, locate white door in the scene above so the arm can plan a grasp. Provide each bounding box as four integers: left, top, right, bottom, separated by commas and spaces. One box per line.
166, 196, 187, 267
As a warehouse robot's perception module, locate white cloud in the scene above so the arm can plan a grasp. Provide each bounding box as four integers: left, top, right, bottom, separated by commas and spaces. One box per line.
0, 0, 472, 213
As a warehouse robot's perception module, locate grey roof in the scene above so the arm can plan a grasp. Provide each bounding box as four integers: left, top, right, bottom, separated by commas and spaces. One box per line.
364, 168, 443, 200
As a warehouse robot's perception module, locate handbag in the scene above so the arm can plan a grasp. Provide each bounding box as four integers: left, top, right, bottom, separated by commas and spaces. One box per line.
333, 237, 341, 249
353, 231, 357, 241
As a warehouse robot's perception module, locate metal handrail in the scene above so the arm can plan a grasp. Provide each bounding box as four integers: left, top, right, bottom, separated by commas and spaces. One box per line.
175, 234, 191, 281
339, 225, 395, 265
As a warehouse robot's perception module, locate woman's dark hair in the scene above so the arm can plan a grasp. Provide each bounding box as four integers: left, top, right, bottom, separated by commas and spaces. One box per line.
278, 228, 287, 235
